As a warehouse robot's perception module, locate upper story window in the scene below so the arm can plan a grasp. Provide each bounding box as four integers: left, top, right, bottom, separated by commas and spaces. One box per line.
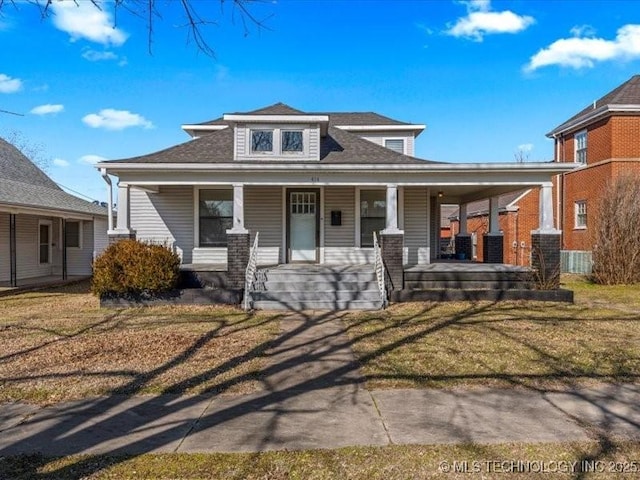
574, 130, 587, 165
384, 138, 405, 154
282, 130, 303, 152
249, 128, 304, 155
251, 130, 273, 152
575, 200, 587, 229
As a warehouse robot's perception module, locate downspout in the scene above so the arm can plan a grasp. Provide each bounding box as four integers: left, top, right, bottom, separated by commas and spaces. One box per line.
100, 168, 114, 231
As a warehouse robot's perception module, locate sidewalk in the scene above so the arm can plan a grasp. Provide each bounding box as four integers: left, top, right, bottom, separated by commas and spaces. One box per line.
1, 313, 639, 456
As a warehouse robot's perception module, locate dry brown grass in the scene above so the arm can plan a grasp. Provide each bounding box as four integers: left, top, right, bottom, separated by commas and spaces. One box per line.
343, 289, 640, 391
0, 281, 281, 404
3, 441, 640, 479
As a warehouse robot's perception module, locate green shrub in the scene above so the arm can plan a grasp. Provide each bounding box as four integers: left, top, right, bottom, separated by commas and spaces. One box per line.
91, 239, 181, 296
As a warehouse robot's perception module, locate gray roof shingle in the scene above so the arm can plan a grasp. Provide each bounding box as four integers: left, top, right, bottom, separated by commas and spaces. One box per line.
551, 75, 640, 133
0, 137, 108, 216
192, 103, 415, 127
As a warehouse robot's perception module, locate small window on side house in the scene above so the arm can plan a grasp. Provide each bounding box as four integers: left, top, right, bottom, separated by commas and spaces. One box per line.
575, 130, 587, 165
251, 130, 273, 152
385, 138, 404, 154
282, 131, 303, 152
65, 221, 82, 248
575, 201, 587, 229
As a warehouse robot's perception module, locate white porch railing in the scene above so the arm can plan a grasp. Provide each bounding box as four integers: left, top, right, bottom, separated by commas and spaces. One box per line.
373, 232, 387, 308
243, 232, 259, 311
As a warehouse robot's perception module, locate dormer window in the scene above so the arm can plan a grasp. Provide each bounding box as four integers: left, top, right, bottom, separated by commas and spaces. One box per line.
251, 130, 273, 152
282, 130, 303, 152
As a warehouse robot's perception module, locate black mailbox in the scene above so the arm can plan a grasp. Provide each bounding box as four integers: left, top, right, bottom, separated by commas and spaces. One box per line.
331, 210, 342, 226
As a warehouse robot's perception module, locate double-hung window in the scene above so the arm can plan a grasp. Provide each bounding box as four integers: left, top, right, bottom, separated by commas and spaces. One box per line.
65, 221, 82, 248
199, 189, 233, 247
360, 190, 386, 247
575, 200, 587, 229
575, 130, 587, 165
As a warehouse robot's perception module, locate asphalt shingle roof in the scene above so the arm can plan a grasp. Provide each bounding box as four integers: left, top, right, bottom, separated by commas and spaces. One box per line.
193, 103, 415, 127
108, 125, 440, 165
0, 137, 108, 216
551, 75, 640, 132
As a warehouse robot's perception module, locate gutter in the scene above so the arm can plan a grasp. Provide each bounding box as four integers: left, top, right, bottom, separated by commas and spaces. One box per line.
100, 168, 114, 231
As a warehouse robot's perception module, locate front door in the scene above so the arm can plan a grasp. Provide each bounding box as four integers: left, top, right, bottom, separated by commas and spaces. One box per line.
288, 190, 319, 262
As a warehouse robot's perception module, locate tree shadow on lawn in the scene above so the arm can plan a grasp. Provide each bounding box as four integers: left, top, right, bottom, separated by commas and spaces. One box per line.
1, 296, 639, 479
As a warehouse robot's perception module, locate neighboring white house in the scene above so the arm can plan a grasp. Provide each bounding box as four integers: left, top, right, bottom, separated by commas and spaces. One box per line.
97, 103, 575, 289
0, 137, 109, 287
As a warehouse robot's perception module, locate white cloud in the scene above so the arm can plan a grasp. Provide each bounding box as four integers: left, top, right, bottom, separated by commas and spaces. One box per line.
51, 1, 128, 46
82, 109, 154, 130
0, 73, 22, 93
30, 104, 64, 115
78, 154, 106, 165
446, 0, 534, 41
53, 158, 70, 167
517, 143, 534, 152
82, 49, 118, 61
526, 24, 640, 71
570, 25, 597, 38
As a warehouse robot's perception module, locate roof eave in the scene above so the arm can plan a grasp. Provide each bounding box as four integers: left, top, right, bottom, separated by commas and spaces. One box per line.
334, 124, 426, 137
546, 104, 640, 137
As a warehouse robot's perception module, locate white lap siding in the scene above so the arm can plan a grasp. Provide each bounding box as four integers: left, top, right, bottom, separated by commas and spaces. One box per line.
65, 220, 94, 275
403, 187, 429, 265
130, 186, 194, 263
323, 187, 372, 264
0, 213, 8, 281
245, 186, 282, 265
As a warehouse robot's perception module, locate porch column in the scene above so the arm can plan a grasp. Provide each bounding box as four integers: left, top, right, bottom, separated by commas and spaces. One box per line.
9, 213, 17, 287
455, 203, 472, 261
483, 196, 503, 263
62, 219, 68, 281
531, 182, 561, 288
109, 182, 136, 243
381, 184, 404, 291
226, 184, 250, 290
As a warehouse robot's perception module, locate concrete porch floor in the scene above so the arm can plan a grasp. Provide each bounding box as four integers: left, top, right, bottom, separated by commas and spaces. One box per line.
0, 275, 90, 295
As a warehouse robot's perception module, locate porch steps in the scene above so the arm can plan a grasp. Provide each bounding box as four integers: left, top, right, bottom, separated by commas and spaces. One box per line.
248, 265, 383, 311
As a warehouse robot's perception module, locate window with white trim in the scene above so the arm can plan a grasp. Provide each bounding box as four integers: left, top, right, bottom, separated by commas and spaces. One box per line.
575, 200, 587, 229
65, 221, 82, 248
199, 189, 233, 247
38, 221, 51, 264
384, 138, 404, 154
360, 190, 386, 247
251, 130, 273, 153
574, 130, 587, 165
282, 130, 303, 152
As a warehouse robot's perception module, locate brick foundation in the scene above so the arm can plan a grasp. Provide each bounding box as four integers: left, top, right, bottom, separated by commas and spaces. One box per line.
483, 234, 504, 263
454, 234, 473, 261
381, 233, 404, 291
227, 233, 250, 289
531, 232, 561, 289
108, 231, 136, 244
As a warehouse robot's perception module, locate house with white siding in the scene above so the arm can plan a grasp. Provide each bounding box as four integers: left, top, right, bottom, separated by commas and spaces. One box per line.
97, 103, 576, 309
0, 138, 109, 288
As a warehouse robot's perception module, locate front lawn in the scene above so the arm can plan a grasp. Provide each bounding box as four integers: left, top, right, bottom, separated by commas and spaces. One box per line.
0, 281, 281, 404
343, 276, 640, 391
2, 441, 639, 479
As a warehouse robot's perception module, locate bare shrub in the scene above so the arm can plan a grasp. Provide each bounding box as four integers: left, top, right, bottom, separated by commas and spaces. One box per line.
592, 175, 640, 285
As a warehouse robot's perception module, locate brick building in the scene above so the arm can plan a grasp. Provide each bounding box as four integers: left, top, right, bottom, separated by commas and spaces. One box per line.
450, 75, 640, 267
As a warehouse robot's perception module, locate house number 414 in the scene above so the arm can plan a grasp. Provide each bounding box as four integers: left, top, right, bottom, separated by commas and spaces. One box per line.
311, 176, 320, 183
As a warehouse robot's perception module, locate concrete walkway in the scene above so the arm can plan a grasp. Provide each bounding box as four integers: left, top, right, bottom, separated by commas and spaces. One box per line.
1, 314, 640, 456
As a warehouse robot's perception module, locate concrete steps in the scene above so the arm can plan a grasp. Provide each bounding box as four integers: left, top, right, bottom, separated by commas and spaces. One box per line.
248, 266, 383, 311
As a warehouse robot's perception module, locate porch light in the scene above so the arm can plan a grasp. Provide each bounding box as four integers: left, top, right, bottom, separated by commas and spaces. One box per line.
438, 191, 444, 198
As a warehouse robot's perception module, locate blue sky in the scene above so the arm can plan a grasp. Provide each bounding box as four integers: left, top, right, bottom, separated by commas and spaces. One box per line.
1, 0, 640, 203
